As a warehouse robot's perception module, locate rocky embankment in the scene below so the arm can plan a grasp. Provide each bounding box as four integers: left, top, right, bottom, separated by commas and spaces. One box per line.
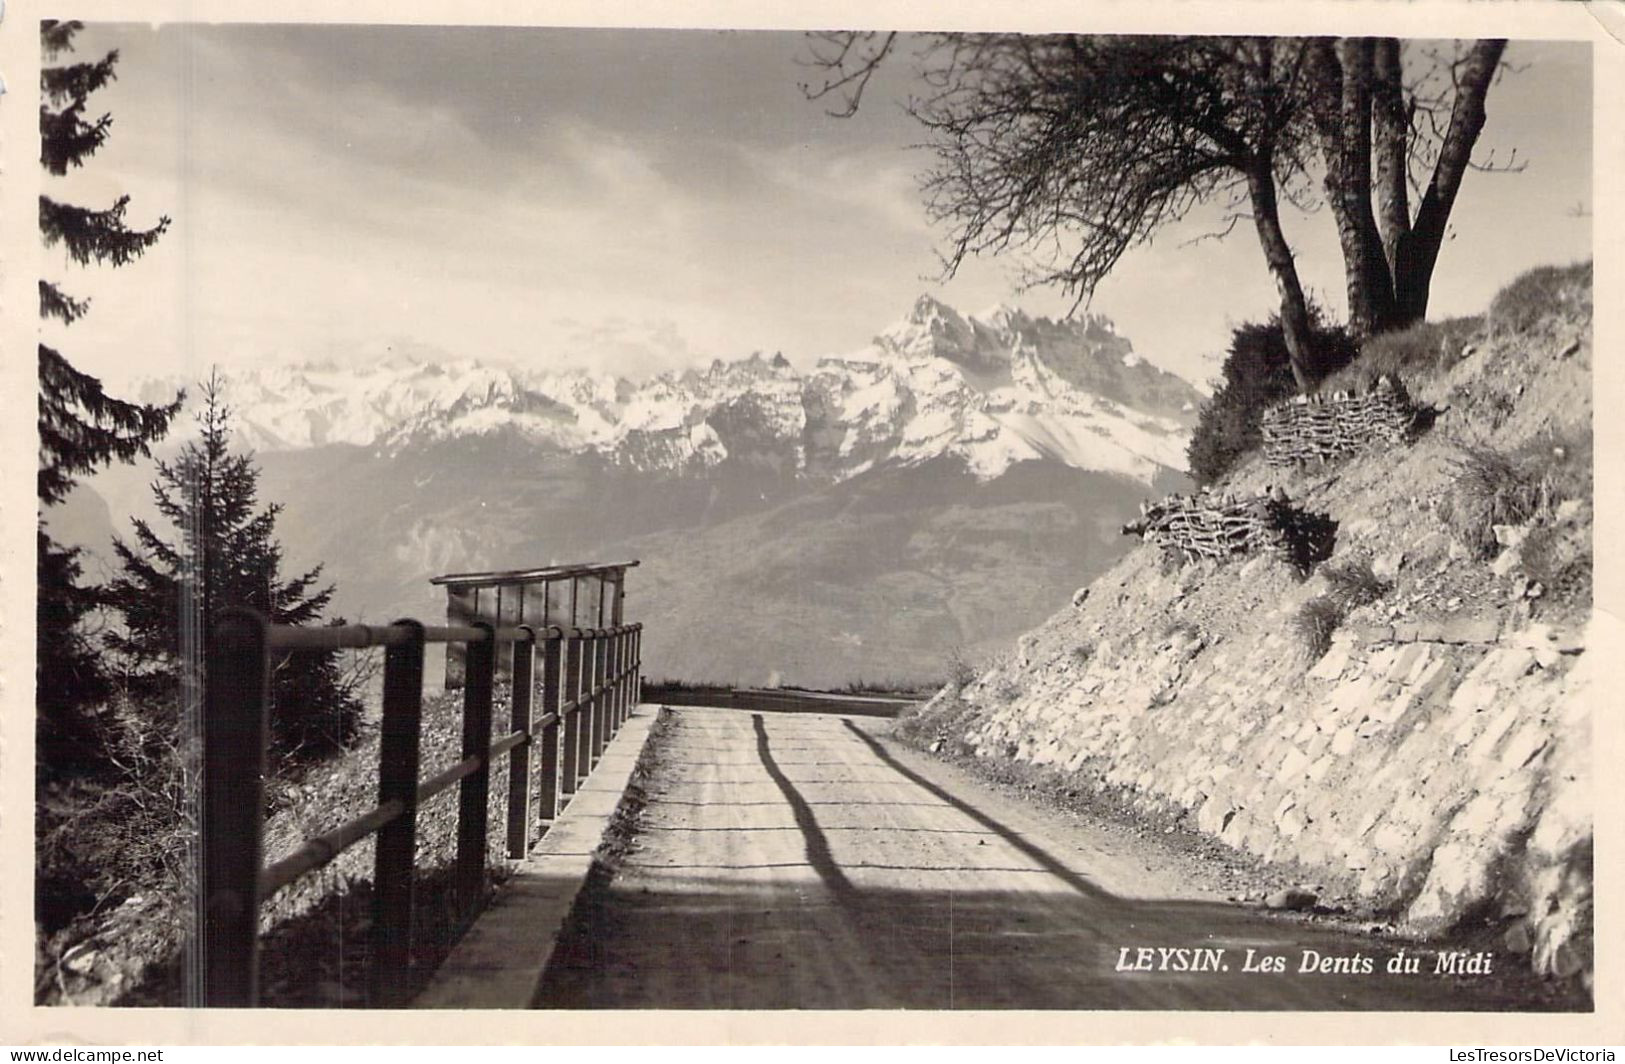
905, 265, 1595, 990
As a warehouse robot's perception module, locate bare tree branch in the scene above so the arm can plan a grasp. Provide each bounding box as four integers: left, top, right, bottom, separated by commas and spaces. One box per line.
798, 31, 899, 117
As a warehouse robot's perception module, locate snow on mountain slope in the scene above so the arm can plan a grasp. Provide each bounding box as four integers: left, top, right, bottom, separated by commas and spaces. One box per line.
809, 296, 1196, 481
138, 296, 1205, 485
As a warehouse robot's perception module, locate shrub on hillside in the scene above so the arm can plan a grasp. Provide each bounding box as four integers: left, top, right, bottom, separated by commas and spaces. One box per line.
1187, 315, 1357, 487
1488, 260, 1593, 336
943, 645, 979, 692
1321, 558, 1391, 611
35, 690, 197, 945
1441, 446, 1546, 559
1441, 432, 1590, 561
1519, 521, 1592, 606
1316, 315, 1481, 395
1293, 595, 1347, 662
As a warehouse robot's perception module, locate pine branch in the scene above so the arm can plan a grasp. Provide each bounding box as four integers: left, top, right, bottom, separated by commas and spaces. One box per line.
42, 51, 120, 106
38, 345, 183, 506
40, 195, 171, 267
39, 281, 91, 325
40, 99, 114, 174
41, 20, 85, 60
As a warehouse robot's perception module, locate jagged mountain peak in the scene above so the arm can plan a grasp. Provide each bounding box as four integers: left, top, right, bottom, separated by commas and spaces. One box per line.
134, 296, 1205, 485
971, 302, 1029, 331
876, 294, 977, 361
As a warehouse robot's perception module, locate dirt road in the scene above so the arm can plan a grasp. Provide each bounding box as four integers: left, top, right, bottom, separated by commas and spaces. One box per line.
536, 706, 1572, 1010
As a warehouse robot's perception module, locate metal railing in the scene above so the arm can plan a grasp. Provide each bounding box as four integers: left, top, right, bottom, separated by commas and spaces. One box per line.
201, 608, 643, 1007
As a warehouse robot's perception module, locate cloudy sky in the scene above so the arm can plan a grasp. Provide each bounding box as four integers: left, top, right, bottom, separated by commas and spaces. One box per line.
46, 25, 1591, 393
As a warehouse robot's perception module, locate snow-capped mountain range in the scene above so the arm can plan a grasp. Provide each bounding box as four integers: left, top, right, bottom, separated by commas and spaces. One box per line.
139, 296, 1203, 485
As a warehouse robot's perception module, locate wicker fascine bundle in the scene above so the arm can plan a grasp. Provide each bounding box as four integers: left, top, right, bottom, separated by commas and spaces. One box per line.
1260, 374, 1417, 467
1121, 486, 1293, 564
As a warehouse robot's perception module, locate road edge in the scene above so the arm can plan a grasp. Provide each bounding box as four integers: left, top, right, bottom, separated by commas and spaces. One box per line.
411, 704, 664, 1009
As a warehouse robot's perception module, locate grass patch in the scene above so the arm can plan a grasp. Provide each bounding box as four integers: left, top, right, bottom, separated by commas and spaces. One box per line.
1320, 558, 1391, 611
1442, 447, 1545, 559
1294, 595, 1348, 662
1442, 431, 1590, 561
1519, 521, 1592, 607
1488, 261, 1593, 336
1317, 315, 1481, 396
893, 688, 984, 757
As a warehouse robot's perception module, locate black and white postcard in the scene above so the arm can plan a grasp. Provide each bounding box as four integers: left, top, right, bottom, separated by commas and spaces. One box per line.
2, 0, 1620, 1047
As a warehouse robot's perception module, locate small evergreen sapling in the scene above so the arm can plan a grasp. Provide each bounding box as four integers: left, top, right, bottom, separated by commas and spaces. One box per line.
106, 373, 363, 767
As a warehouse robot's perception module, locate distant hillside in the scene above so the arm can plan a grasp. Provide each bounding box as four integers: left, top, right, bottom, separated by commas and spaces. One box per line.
72, 295, 1202, 687
626, 456, 1190, 687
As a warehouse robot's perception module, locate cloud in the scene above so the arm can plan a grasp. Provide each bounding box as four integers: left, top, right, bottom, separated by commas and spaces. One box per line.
551, 316, 699, 379
52, 25, 1591, 400
737, 142, 930, 235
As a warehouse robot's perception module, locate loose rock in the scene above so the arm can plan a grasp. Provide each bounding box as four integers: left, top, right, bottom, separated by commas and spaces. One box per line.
1263, 888, 1318, 911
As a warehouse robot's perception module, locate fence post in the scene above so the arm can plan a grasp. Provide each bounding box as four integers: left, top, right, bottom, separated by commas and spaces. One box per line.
444, 583, 476, 690
456, 622, 496, 922
497, 585, 522, 680
631, 625, 642, 711
536, 628, 563, 826
601, 629, 614, 743
560, 629, 582, 799
590, 631, 607, 767
615, 628, 628, 730
623, 626, 633, 717
506, 627, 536, 860
611, 627, 620, 737
371, 619, 425, 1007
599, 631, 613, 755
628, 627, 639, 718
576, 632, 597, 784
201, 607, 271, 1008
607, 629, 618, 733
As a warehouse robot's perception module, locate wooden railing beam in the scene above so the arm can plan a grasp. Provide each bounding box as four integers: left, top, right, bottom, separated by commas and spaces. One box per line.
200, 604, 640, 1007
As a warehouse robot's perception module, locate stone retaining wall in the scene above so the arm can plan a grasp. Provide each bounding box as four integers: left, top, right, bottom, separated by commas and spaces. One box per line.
942, 553, 1593, 982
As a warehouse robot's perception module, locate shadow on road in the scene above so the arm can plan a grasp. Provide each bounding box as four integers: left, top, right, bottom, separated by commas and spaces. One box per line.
535, 706, 1586, 1012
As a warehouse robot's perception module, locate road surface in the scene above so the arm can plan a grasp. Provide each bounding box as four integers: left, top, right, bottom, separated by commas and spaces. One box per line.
536, 706, 1571, 1010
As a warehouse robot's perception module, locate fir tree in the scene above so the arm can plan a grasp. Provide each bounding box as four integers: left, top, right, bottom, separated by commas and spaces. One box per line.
106, 374, 363, 765
38, 20, 182, 775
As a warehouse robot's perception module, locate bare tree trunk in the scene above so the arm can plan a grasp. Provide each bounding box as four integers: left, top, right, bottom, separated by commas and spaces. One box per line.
1392, 39, 1506, 326
1246, 164, 1316, 393
1371, 38, 1411, 280
1309, 39, 1397, 340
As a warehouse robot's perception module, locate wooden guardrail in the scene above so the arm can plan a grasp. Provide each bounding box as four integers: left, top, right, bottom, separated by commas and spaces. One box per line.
432, 561, 638, 688
201, 609, 643, 1007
